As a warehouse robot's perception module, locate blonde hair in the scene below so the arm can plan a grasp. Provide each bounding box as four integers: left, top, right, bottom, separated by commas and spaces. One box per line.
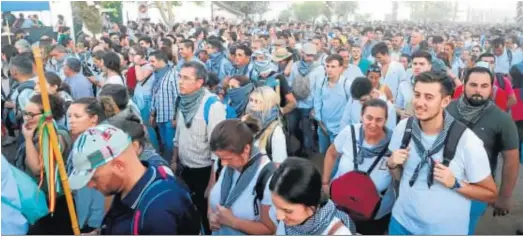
248, 86, 280, 111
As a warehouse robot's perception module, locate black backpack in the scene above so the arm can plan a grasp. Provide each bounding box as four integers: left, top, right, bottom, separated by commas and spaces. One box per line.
400, 118, 467, 167
495, 73, 508, 90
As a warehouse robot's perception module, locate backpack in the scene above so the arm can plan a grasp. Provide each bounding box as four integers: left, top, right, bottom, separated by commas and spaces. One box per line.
252, 162, 276, 216
203, 95, 237, 126
1, 162, 49, 225
399, 117, 467, 166
292, 63, 319, 100
131, 166, 201, 235
507, 49, 513, 67
495, 73, 508, 90
330, 125, 390, 221
14, 81, 36, 124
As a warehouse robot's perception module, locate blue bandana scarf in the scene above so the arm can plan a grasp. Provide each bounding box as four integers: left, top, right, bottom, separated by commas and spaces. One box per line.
298, 61, 313, 76
285, 200, 356, 235
249, 106, 280, 130
208, 52, 225, 74
355, 126, 392, 164
151, 65, 170, 95
179, 88, 206, 128
226, 83, 254, 116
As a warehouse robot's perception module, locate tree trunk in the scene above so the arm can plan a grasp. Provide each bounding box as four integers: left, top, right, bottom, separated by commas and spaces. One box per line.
517, 1, 523, 23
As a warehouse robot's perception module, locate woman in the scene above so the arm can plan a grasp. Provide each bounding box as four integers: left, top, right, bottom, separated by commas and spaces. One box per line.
271, 157, 354, 235
224, 75, 254, 117
102, 51, 125, 87
245, 86, 287, 165
129, 45, 159, 150
34, 72, 73, 127
208, 119, 276, 235
367, 65, 393, 103
322, 99, 394, 235
17, 94, 74, 234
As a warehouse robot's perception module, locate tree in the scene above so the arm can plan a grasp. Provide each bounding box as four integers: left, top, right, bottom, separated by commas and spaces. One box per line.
392, 1, 399, 21
291, 1, 325, 22
408, 1, 453, 22
152, 1, 182, 29
71, 1, 102, 35
517, 1, 523, 23
279, 9, 293, 22
324, 1, 358, 22
100, 1, 123, 24
223, 1, 270, 18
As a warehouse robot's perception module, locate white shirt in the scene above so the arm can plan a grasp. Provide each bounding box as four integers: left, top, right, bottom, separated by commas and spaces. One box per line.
494, 48, 512, 74
396, 79, 414, 111
331, 124, 396, 220
389, 118, 491, 235
105, 75, 125, 86
275, 217, 352, 235
380, 61, 406, 100
254, 125, 287, 164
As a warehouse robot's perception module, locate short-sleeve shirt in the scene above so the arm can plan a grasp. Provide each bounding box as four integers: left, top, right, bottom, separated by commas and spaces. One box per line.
388, 118, 491, 235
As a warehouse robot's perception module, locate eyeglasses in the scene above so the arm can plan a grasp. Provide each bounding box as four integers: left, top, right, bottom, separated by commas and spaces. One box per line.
22, 111, 43, 119
178, 74, 198, 83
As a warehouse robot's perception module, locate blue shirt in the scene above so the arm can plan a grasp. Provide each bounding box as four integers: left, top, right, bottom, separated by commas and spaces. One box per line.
100, 163, 196, 235
313, 76, 352, 135
65, 73, 94, 99
151, 67, 178, 123
1, 155, 28, 235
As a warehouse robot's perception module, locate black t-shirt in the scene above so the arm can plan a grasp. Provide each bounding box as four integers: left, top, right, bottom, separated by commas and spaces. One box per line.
275, 73, 291, 108
447, 100, 519, 174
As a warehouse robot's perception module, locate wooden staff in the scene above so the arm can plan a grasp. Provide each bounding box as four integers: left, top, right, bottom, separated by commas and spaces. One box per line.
32, 46, 80, 235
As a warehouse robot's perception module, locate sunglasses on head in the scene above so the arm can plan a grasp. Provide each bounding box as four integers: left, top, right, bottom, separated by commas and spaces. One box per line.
368, 66, 381, 73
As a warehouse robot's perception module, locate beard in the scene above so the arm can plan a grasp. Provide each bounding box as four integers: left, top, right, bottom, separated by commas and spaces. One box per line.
465, 94, 488, 107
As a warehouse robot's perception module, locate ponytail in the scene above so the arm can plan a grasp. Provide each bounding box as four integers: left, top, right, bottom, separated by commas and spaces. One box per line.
241, 114, 261, 134
99, 96, 120, 119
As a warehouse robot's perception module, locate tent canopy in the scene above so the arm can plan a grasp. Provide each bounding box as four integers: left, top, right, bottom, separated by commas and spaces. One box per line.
1, 1, 50, 12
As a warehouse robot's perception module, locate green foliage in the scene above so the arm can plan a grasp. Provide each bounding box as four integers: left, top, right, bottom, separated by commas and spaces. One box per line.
291, 1, 325, 22
408, 1, 454, 22
100, 1, 123, 24
279, 8, 293, 22
71, 1, 102, 34
224, 1, 270, 17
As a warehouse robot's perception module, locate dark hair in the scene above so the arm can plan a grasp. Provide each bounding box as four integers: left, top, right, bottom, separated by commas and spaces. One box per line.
181, 61, 207, 82
60, 37, 73, 48
207, 39, 224, 52
160, 46, 173, 62
491, 37, 504, 49
210, 119, 258, 154
432, 35, 444, 44
71, 97, 112, 123
464, 66, 494, 85
107, 114, 147, 147
206, 72, 220, 88
325, 54, 343, 66
437, 52, 451, 68
44, 71, 72, 95
102, 51, 121, 74
30, 94, 65, 121
361, 98, 388, 120
362, 27, 374, 35
131, 45, 146, 58
414, 71, 453, 97
148, 50, 169, 64
2, 44, 18, 64
371, 42, 389, 57
92, 50, 106, 60
269, 157, 328, 207
235, 45, 252, 57
161, 38, 173, 47
99, 84, 129, 111
138, 36, 153, 46
412, 50, 432, 63
9, 53, 34, 76
400, 53, 411, 63
478, 52, 496, 63
350, 77, 373, 100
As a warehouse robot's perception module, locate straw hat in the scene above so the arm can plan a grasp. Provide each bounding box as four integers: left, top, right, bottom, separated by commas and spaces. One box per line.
272, 48, 292, 62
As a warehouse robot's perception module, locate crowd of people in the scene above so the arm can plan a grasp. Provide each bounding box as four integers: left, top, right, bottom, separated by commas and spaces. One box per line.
2, 13, 523, 236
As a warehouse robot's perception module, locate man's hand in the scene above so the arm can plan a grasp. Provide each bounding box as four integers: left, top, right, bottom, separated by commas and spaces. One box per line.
171, 119, 177, 129
433, 162, 456, 188
388, 147, 410, 169
4, 101, 15, 109
493, 196, 511, 217
149, 112, 156, 128
399, 110, 412, 119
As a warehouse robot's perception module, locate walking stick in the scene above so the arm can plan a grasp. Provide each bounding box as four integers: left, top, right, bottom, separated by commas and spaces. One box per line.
32, 46, 80, 235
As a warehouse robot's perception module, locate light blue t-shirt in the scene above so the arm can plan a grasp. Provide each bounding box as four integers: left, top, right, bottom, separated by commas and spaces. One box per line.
313, 76, 352, 135
388, 119, 491, 235
1, 155, 29, 235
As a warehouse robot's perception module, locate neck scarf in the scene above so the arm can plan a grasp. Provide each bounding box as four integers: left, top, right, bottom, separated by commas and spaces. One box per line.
409, 111, 455, 188
285, 200, 355, 235
151, 65, 170, 95
355, 126, 392, 164
179, 88, 205, 128
208, 52, 225, 74
456, 95, 494, 127
252, 51, 278, 75
298, 61, 316, 76
227, 83, 254, 116
250, 106, 280, 130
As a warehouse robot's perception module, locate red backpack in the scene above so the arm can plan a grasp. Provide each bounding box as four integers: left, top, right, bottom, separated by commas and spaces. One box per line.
330, 125, 389, 221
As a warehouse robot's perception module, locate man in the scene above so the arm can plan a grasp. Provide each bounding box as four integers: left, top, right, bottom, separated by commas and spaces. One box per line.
149, 51, 178, 162
330, 37, 343, 55
396, 51, 432, 120
340, 76, 397, 131
205, 39, 233, 84
177, 40, 205, 72
431, 36, 445, 55
6, 53, 36, 127
361, 27, 377, 59
14, 39, 31, 54
387, 71, 497, 235
46, 44, 75, 80
402, 29, 422, 56
339, 48, 364, 80
226, 45, 257, 80
251, 39, 264, 52
372, 42, 406, 100
492, 37, 514, 74
173, 61, 226, 235
287, 43, 323, 157
446, 66, 520, 235
478, 53, 516, 109
138, 36, 154, 57
391, 33, 405, 62
313, 54, 351, 154
351, 45, 372, 75
67, 124, 200, 235
312, 36, 328, 66
63, 58, 94, 99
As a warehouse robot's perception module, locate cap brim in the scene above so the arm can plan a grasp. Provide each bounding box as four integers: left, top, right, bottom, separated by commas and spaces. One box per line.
68, 169, 96, 190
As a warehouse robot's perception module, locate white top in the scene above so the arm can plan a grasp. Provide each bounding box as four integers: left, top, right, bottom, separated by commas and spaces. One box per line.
275, 217, 352, 235
209, 158, 273, 235
380, 61, 406, 100
331, 124, 396, 220
105, 75, 125, 86
396, 79, 414, 110
389, 118, 491, 235
254, 125, 287, 164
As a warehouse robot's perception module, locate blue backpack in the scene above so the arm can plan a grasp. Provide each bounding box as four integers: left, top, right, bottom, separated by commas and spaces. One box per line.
1, 163, 49, 225
203, 95, 237, 125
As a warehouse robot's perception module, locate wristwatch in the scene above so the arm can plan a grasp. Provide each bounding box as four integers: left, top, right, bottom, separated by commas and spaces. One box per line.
450, 179, 461, 190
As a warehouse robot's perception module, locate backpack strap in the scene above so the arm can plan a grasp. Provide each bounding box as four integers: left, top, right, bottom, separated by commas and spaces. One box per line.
442, 121, 467, 166
204, 96, 220, 126
350, 125, 358, 171
327, 220, 345, 235
496, 73, 506, 89
259, 121, 280, 160
365, 144, 390, 175
507, 49, 513, 66
400, 117, 414, 149
253, 162, 276, 216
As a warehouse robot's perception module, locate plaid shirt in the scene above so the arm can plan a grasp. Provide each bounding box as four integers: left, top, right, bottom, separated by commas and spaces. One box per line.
151, 67, 178, 123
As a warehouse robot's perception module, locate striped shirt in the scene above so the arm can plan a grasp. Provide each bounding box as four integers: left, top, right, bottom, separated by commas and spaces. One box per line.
174, 90, 226, 168
151, 66, 178, 123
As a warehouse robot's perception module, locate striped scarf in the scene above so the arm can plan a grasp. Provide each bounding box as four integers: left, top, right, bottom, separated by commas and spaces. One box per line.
409, 111, 455, 188
285, 200, 356, 235
179, 87, 205, 128
456, 95, 494, 127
